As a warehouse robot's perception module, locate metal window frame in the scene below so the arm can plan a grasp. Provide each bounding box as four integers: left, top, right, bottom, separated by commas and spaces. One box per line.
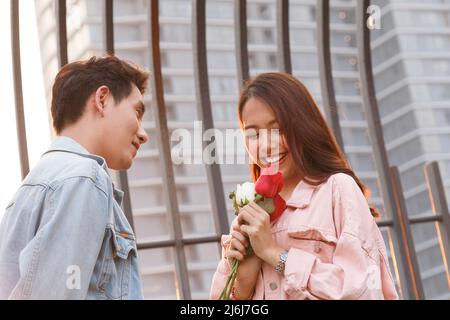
11, 0, 29, 179
147, 0, 191, 299
103, 0, 135, 231
316, 0, 344, 150
235, 0, 249, 88
277, 0, 292, 73
56, 0, 68, 67
192, 0, 230, 238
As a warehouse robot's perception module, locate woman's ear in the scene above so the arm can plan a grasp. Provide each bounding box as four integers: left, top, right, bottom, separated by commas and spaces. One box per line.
281, 134, 289, 150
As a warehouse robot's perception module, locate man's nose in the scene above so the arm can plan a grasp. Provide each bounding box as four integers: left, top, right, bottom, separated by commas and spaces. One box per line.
137, 125, 148, 145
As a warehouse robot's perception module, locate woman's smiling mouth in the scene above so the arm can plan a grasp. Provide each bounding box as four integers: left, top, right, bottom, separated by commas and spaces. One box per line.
260, 152, 288, 167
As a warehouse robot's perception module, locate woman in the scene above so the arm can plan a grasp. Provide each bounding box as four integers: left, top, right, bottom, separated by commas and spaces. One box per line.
210, 72, 399, 300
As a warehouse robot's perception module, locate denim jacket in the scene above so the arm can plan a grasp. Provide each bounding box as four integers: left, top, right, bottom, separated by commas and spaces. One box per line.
0, 136, 144, 299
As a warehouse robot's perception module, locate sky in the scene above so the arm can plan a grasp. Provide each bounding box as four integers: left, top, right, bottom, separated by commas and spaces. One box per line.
0, 1, 51, 220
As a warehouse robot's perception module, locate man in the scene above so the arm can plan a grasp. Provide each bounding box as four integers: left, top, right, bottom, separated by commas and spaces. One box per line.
0, 55, 149, 299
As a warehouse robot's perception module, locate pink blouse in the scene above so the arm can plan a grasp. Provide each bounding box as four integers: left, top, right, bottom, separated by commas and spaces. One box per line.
210, 173, 399, 300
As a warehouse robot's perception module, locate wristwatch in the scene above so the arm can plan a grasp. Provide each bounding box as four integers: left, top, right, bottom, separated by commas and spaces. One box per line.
275, 250, 289, 274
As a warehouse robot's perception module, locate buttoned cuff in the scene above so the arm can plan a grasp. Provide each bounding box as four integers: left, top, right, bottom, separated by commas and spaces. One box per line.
283, 248, 316, 299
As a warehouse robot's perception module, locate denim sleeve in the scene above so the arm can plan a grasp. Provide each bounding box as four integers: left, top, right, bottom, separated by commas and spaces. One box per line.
9, 176, 110, 299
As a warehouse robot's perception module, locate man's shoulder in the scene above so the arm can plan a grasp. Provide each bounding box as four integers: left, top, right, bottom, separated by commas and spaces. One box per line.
23, 151, 112, 195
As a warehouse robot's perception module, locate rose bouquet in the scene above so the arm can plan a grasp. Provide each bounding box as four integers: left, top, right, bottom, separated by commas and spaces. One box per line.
218, 166, 286, 300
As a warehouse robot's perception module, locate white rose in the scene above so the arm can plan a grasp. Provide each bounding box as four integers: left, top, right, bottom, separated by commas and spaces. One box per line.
235, 182, 256, 206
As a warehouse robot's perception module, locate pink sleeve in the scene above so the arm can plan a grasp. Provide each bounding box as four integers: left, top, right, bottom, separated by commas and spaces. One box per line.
209, 234, 232, 300
210, 217, 241, 300
282, 174, 399, 300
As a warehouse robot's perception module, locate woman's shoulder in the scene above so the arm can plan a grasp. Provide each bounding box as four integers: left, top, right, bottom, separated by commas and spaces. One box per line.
292, 173, 358, 205
324, 172, 361, 196
328, 172, 357, 186
315, 172, 368, 212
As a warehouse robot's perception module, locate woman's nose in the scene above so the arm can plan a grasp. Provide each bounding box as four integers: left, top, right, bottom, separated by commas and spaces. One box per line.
258, 129, 280, 157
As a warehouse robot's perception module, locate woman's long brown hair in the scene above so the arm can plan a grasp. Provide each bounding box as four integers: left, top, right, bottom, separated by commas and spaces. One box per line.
237, 72, 380, 218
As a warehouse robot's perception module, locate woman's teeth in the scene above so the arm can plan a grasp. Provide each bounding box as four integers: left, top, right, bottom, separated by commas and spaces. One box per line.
265, 153, 287, 164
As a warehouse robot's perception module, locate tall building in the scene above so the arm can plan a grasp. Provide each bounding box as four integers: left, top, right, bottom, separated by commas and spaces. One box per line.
371, 0, 450, 299
34, 0, 450, 299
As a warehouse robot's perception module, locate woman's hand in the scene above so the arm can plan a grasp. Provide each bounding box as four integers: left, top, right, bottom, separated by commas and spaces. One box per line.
225, 225, 249, 262
225, 223, 262, 299
237, 201, 283, 266
225, 224, 262, 270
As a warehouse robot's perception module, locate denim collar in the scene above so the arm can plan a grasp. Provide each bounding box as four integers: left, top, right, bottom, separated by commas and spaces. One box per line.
43, 136, 107, 169
42, 136, 124, 204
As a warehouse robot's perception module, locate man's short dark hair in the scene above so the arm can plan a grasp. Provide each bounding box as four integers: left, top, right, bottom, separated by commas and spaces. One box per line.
51, 55, 149, 133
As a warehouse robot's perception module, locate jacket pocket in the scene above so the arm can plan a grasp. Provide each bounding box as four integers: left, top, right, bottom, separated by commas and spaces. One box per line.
287, 226, 337, 264
97, 228, 137, 300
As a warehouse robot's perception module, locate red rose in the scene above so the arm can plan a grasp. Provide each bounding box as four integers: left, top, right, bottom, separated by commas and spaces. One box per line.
254, 165, 286, 223
255, 167, 284, 198
270, 194, 286, 222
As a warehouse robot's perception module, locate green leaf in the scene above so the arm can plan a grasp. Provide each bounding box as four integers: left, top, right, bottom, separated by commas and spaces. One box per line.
233, 197, 239, 216
257, 197, 275, 214
254, 194, 263, 202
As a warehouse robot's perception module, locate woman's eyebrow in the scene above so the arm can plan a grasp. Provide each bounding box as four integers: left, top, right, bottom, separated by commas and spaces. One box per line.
243, 124, 258, 130
244, 119, 277, 130
267, 119, 278, 126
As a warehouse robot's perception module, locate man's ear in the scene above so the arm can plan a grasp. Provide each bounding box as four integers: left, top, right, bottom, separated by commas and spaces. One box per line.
94, 85, 111, 116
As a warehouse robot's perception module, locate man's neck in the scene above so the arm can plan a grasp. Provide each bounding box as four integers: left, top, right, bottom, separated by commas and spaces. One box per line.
58, 127, 99, 157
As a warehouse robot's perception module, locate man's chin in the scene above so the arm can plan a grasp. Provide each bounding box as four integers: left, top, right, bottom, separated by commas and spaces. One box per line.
109, 158, 133, 171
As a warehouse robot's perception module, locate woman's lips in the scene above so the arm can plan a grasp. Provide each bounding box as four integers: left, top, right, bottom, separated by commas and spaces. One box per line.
260, 152, 288, 167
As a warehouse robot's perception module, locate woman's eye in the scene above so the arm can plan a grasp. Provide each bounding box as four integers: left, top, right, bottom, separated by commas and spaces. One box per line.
244, 130, 259, 140
270, 127, 280, 134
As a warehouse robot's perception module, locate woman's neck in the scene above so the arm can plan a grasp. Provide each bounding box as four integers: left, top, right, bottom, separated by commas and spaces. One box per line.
279, 175, 302, 202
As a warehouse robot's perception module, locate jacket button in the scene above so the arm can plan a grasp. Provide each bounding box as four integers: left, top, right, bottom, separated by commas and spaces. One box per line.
314, 242, 321, 253
269, 282, 278, 291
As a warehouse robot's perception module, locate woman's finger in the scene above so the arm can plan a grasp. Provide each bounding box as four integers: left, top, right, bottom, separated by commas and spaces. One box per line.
225, 249, 244, 261
237, 208, 257, 226
248, 202, 269, 220
239, 224, 256, 237
231, 231, 248, 247
230, 238, 246, 254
